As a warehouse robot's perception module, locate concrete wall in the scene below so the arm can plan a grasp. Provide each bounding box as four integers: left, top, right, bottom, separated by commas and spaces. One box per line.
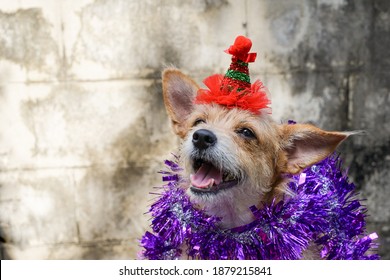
0, 0, 389, 259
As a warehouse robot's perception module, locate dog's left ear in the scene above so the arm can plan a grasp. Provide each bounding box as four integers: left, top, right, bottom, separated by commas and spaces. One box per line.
162, 68, 199, 138
280, 123, 348, 174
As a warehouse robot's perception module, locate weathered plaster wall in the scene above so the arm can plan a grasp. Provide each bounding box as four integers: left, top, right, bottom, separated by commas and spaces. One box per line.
0, 0, 389, 259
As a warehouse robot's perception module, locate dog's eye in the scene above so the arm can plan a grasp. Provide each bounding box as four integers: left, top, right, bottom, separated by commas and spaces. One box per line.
237, 128, 256, 139
193, 118, 205, 126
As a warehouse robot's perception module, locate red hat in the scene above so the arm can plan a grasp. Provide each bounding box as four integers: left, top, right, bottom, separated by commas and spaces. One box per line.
195, 35, 270, 114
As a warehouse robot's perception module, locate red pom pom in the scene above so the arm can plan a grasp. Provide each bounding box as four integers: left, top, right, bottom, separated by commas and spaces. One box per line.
225, 35, 257, 63
228, 36, 252, 54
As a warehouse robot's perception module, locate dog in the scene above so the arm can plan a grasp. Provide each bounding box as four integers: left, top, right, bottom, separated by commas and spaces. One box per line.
160, 67, 350, 259
140, 36, 378, 260
162, 68, 347, 230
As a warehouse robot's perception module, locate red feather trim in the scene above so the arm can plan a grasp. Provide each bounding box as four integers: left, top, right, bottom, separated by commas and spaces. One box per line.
195, 74, 271, 114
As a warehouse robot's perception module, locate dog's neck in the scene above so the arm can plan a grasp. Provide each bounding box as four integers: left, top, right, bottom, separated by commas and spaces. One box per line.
189, 180, 286, 229
211, 202, 258, 229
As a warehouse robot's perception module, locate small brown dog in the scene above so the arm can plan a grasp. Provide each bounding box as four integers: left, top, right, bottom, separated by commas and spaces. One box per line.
139, 36, 380, 260
162, 68, 347, 231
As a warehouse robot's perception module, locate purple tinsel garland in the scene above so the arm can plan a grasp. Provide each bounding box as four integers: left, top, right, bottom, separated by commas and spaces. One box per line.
140, 155, 379, 260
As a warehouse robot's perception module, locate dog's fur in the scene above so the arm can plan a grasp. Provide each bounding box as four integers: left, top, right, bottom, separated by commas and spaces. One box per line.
162, 68, 348, 257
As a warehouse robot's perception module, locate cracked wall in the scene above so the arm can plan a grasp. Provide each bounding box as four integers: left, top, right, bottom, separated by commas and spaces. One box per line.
0, 0, 389, 259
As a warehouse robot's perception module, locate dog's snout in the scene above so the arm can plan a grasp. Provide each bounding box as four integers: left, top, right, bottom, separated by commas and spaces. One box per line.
192, 129, 217, 150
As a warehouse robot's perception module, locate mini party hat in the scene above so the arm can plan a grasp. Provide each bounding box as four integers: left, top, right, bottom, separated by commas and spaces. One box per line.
195, 35, 270, 114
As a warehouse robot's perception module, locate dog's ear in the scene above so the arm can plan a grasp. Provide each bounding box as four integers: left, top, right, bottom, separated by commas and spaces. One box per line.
280, 123, 348, 174
162, 68, 199, 138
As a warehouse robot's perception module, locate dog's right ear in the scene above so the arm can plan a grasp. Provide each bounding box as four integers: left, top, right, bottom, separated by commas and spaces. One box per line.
162, 68, 199, 138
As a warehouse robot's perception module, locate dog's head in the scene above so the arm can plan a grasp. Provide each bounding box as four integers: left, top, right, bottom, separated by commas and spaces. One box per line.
162, 68, 348, 228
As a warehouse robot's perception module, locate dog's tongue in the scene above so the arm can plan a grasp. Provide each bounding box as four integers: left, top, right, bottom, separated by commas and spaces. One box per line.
190, 162, 222, 189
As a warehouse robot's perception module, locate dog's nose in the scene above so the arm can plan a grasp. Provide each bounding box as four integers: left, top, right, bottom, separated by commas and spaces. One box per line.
192, 129, 217, 150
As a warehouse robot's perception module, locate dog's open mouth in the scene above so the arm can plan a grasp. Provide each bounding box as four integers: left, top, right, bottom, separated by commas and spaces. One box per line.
190, 158, 239, 194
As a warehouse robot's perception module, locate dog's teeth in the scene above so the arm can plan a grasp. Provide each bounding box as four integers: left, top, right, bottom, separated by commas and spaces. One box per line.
223, 173, 234, 182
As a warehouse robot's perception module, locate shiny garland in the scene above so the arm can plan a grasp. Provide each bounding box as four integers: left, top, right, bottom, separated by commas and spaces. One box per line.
140, 155, 379, 260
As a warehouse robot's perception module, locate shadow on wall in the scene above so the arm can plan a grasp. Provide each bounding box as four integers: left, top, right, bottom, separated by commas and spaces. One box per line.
0, 222, 10, 259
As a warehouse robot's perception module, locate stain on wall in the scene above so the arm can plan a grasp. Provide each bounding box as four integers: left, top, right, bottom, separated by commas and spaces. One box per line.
0, 8, 59, 76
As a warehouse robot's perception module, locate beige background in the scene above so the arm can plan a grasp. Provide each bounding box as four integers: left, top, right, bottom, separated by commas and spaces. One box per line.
0, 0, 389, 259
